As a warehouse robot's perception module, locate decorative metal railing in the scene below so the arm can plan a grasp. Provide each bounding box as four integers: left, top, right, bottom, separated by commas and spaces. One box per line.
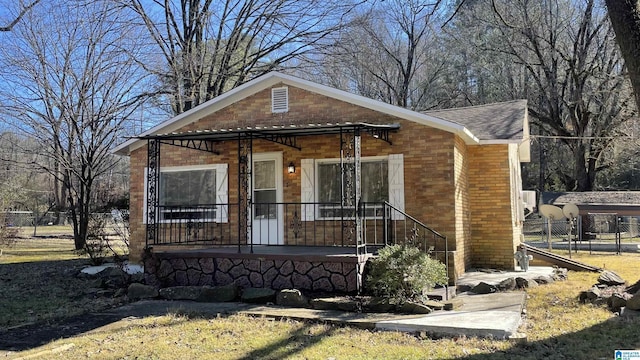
375, 202, 449, 270
149, 201, 448, 262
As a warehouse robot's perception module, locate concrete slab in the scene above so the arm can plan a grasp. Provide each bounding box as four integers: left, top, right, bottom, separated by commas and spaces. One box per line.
376, 310, 521, 339
237, 306, 422, 330
99, 291, 528, 340
376, 292, 526, 339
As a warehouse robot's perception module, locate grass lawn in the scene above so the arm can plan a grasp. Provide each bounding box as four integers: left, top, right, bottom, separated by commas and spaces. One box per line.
2, 240, 640, 359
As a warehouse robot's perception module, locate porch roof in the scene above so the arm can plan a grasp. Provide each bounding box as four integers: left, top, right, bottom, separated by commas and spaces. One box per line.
137, 122, 400, 145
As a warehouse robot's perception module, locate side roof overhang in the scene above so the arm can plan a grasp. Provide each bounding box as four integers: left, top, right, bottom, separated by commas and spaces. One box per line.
424, 100, 531, 162
113, 72, 479, 156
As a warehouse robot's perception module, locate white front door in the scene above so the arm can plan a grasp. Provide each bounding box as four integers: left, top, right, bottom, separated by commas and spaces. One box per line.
251, 152, 283, 245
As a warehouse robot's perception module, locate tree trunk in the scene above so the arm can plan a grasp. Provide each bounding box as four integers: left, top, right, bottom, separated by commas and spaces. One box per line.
605, 0, 640, 111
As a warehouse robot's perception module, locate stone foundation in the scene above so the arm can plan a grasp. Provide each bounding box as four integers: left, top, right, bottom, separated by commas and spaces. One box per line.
144, 250, 367, 293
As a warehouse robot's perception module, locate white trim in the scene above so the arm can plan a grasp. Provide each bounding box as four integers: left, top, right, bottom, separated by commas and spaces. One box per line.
388, 154, 405, 220
251, 152, 284, 245
301, 159, 315, 221
113, 72, 481, 156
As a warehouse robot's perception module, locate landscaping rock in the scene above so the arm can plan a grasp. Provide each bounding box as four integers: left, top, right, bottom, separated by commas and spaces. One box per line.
422, 300, 446, 311
241, 288, 276, 304
198, 284, 239, 302
608, 293, 629, 312
598, 270, 626, 286
362, 297, 395, 313
397, 302, 432, 314
626, 280, 640, 294
310, 297, 359, 312
516, 277, 538, 289
276, 289, 308, 308
443, 298, 464, 310
127, 283, 158, 300
579, 286, 601, 303
471, 282, 497, 294
625, 290, 640, 311
552, 268, 568, 281
114, 288, 127, 298
533, 276, 553, 285
621, 307, 640, 319
497, 277, 517, 291
159, 286, 201, 300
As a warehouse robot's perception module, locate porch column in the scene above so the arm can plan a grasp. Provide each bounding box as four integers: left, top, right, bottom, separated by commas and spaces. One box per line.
145, 138, 160, 248
354, 128, 363, 256
339, 128, 363, 252
238, 134, 253, 253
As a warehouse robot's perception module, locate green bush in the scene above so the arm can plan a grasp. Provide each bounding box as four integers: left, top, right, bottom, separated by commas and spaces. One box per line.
366, 245, 448, 302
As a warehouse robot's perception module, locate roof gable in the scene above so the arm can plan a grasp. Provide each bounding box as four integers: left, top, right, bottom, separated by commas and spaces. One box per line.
114, 72, 528, 155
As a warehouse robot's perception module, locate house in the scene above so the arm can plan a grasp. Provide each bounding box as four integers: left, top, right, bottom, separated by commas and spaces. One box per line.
113, 72, 531, 292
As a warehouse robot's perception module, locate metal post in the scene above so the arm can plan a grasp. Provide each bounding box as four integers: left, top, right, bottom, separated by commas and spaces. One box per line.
238, 134, 252, 253
146, 139, 160, 248
547, 217, 552, 251
354, 128, 363, 256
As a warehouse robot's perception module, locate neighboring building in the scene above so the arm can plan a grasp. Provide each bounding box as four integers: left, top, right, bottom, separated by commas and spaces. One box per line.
542, 192, 640, 216
114, 72, 530, 291
542, 191, 640, 237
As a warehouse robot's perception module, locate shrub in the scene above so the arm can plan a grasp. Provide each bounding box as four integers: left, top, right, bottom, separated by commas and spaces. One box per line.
80, 211, 130, 266
0, 213, 18, 254
365, 244, 448, 303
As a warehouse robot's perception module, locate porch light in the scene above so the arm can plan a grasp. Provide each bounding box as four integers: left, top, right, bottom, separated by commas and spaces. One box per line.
288, 162, 296, 174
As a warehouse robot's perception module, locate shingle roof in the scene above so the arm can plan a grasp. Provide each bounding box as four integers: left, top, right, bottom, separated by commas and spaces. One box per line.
542, 192, 640, 206
423, 100, 527, 141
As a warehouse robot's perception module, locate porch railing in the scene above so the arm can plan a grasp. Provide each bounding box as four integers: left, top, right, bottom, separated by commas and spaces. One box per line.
149, 202, 448, 261
374, 202, 449, 274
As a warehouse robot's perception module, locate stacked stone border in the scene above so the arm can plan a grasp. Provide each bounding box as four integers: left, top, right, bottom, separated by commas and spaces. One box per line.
144, 250, 371, 294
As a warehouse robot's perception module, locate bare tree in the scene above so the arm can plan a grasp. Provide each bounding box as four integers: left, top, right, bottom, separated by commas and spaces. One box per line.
315, 0, 446, 110
0, 0, 40, 31
462, 0, 637, 191
0, 1, 152, 249
120, 0, 359, 114
605, 0, 640, 111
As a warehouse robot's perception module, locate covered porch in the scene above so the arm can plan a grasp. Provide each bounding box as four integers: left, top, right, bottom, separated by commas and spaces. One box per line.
141, 122, 449, 292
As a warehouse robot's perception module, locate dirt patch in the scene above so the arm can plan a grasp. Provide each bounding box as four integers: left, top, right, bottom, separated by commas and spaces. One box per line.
0, 253, 130, 353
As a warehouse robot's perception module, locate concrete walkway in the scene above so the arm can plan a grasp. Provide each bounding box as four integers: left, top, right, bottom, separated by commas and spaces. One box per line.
95, 267, 556, 340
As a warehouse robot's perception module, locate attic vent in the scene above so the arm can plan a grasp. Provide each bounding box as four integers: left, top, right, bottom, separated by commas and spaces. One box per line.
271, 87, 288, 113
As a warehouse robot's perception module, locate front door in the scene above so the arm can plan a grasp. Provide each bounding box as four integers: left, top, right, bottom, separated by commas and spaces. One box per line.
251, 152, 283, 245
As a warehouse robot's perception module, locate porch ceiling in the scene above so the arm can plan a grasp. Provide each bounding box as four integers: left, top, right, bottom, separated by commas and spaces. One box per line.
136, 122, 400, 146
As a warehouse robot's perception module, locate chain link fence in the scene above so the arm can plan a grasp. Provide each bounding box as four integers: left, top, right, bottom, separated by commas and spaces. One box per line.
523, 214, 640, 247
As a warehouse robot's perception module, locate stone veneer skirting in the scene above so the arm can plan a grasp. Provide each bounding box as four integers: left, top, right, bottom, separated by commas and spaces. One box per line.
144, 250, 370, 293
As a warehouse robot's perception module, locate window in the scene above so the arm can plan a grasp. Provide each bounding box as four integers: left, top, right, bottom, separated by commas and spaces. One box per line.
145, 164, 228, 223
316, 158, 388, 218
300, 154, 404, 221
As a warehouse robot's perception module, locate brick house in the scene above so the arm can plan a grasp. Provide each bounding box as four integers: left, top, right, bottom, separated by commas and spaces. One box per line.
114, 72, 530, 292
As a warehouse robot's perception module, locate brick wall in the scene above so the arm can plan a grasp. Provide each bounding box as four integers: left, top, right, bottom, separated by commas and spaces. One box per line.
468, 144, 518, 269
453, 137, 471, 280
128, 83, 519, 278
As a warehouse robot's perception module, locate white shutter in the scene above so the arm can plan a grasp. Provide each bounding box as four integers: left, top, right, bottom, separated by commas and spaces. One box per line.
301, 159, 315, 220
216, 164, 229, 223
388, 154, 405, 220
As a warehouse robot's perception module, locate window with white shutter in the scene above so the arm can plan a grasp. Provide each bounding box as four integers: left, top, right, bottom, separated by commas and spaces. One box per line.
307, 155, 404, 220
